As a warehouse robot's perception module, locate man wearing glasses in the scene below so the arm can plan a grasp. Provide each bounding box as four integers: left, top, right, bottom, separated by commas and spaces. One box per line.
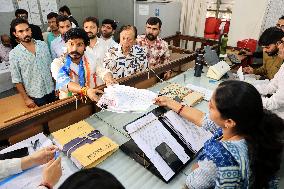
243, 27, 284, 79
10, 9, 43, 48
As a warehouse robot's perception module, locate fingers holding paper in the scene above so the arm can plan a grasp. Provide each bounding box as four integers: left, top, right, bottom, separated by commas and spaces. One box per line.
31, 145, 59, 165
154, 96, 172, 107
42, 157, 62, 187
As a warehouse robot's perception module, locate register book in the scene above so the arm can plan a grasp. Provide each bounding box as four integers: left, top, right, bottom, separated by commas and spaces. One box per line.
121, 107, 212, 183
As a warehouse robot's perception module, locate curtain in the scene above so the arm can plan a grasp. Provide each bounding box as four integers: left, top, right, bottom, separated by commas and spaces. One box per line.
173, 0, 207, 37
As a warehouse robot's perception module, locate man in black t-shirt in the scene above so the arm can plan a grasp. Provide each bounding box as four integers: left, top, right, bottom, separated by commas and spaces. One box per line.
59, 5, 79, 28
10, 9, 43, 48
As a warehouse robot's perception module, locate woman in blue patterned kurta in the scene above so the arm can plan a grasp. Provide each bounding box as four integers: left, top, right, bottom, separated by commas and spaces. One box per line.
155, 80, 284, 188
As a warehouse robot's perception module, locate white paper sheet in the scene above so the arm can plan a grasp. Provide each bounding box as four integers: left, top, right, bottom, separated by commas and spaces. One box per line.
0, 133, 75, 189
39, 0, 58, 23
138, 4, 149, 16
126, 113, 190, 181
186, 84, 213, 101
18, 0, 42, 25
97, 85, 157, 113
0, 0, 14, 12
163, 111, 213, 152
237, 66, 244, 81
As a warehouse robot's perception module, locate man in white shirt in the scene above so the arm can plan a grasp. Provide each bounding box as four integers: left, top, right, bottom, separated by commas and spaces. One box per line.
99, 19, 118, 51
51, 28, 116, 100
50, 15, 72, 60
0, 34, 11, 62
255, 36, 284, 119
83, 17, 115, 85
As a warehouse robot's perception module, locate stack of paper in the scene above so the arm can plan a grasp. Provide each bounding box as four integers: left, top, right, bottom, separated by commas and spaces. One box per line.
163, 111, 213, 153
97, 84, 157, 113
125, 113, 190, 181
186, 84, 213, 101
52, 121, 118, 169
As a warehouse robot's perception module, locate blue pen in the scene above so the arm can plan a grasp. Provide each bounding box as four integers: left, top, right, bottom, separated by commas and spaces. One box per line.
54, 151, 59, 159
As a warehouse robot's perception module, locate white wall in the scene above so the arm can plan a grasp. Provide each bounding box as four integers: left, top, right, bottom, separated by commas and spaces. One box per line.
228, 0, 268, 46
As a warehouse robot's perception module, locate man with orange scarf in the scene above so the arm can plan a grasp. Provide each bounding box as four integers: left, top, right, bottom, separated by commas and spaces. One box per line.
51, 28, 116, 100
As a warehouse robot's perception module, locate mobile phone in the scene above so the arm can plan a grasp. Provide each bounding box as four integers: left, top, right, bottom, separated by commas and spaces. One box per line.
155, 142, 183, 172
0, 147, 29, 160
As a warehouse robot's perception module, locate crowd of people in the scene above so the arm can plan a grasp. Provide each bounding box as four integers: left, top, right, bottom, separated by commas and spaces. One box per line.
0, 4, 284, 189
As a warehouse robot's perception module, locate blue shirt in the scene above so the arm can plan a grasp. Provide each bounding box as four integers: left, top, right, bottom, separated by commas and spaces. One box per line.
9, 40, 54, 98
50, 35, 66, 60
47, 32, 59, 51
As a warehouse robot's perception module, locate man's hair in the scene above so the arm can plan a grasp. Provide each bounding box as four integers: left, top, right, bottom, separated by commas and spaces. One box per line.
63, 28, 90, 46
119, 25, 137, 38
10, 18, 29, 33
15, 9, 28, 17
59, 5, 71, 15
102, 19, 117, 30
83, 17, 99, 28
258, 27, 284, 46
47, 12, 58, 20
0, 34, 9, 43
56, 15, 70, 26
58, 168, 125, 189
279, 15, 284, 20
146, 17, 162, 28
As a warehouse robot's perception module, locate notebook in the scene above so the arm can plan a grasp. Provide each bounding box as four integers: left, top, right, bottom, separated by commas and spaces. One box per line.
121, 107, 213, 183
206, 61, 231, 80
52, 121, 119, 169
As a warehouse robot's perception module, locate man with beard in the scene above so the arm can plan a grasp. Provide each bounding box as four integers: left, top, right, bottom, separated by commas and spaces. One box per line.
99, 19, 118, 51
51, 28, 106, 101
50, 15, 72, 60
254, 35, 284, 119
9, 18, 56, 108
0, 34, 11, 62
83, 17, 117, 86
103, 25, 148, 79
46, 12, 60, 51
243, 27, 284, 79
136, 17, 171, 78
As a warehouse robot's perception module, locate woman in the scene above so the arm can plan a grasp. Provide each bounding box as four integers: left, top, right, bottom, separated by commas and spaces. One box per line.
155, 80, 284, 188
0, 145, 62, 189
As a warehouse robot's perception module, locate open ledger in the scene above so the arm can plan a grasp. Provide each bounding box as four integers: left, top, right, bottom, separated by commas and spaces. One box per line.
122, 108, 213, 182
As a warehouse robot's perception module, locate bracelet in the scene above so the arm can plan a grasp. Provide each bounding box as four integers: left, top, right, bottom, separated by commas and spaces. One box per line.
80, 86, 89, 96
177, 104, 185, 115
39, 182, 53, 189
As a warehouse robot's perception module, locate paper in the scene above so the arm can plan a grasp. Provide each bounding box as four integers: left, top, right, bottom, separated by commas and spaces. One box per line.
0, 0, 14, 12
97, 85, 157, 113
186, 84, 213, 101
163, 111, 213, 153
126, 113, 190, 181
206, 61, 230, 80
39, 0, 58, 23
237, 66, 244, 81
0, 133, 75, 189
138, 4, 149, 16
18, 0, 42, 25
159, 83, 191, 100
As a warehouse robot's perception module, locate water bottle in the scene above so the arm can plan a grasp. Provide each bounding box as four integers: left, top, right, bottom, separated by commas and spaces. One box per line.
194, 52, 203, 77
220, 33, 228, 55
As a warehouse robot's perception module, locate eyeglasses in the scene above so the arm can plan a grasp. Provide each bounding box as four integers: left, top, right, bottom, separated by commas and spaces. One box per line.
276, 24, 284, 30
276, 39, 284, 46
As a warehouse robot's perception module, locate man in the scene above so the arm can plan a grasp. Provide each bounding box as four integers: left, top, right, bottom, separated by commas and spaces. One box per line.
243, 27, 284, 80
137, 17, 171, 68
58, 5, 79, 28
83, 16, 116, 86
10, 9, 43, 48
46, 12, 60, 51
0, 34, 11, 62
254, 36, 284, 119
103, 25, 148, 79
51, 28, 115, 100
50, 15, 72, 60
99, 19, 118, 51
276, 15, 284, 32
9, 18, 56, 108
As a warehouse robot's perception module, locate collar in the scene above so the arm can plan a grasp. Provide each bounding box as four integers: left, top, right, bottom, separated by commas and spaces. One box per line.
19, 39, 36, 51
142, 34, 162, 46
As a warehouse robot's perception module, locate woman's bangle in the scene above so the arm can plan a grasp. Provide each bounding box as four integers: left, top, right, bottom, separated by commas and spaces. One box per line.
177, 104, 185, 115
39, 182, 53, 189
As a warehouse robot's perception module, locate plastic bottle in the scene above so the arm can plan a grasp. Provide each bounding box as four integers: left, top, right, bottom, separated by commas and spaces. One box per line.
220, 33, 228, 55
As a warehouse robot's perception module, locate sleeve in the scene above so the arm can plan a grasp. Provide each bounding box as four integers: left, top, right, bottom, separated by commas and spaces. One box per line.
201, 114, 219, 134
51, 57, 64, 80
9, 51, 23, 84
0, 158, 22, 180
253, 64, 267, 76
50, 41, 57, 60
186, 159, 217, 189
102, 49, 116, 72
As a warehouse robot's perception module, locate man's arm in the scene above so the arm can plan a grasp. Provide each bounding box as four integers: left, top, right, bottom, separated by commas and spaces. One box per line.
15, 83, 37, 108
67, 82, 103, 102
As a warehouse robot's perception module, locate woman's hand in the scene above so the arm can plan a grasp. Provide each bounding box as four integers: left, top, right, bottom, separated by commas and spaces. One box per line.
41, 157, 62, 187
154, 96, 173, 107
30, 145, 58, 166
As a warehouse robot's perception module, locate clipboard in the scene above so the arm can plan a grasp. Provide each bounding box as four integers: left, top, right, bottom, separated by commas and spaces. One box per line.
120, 106, 197, 183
